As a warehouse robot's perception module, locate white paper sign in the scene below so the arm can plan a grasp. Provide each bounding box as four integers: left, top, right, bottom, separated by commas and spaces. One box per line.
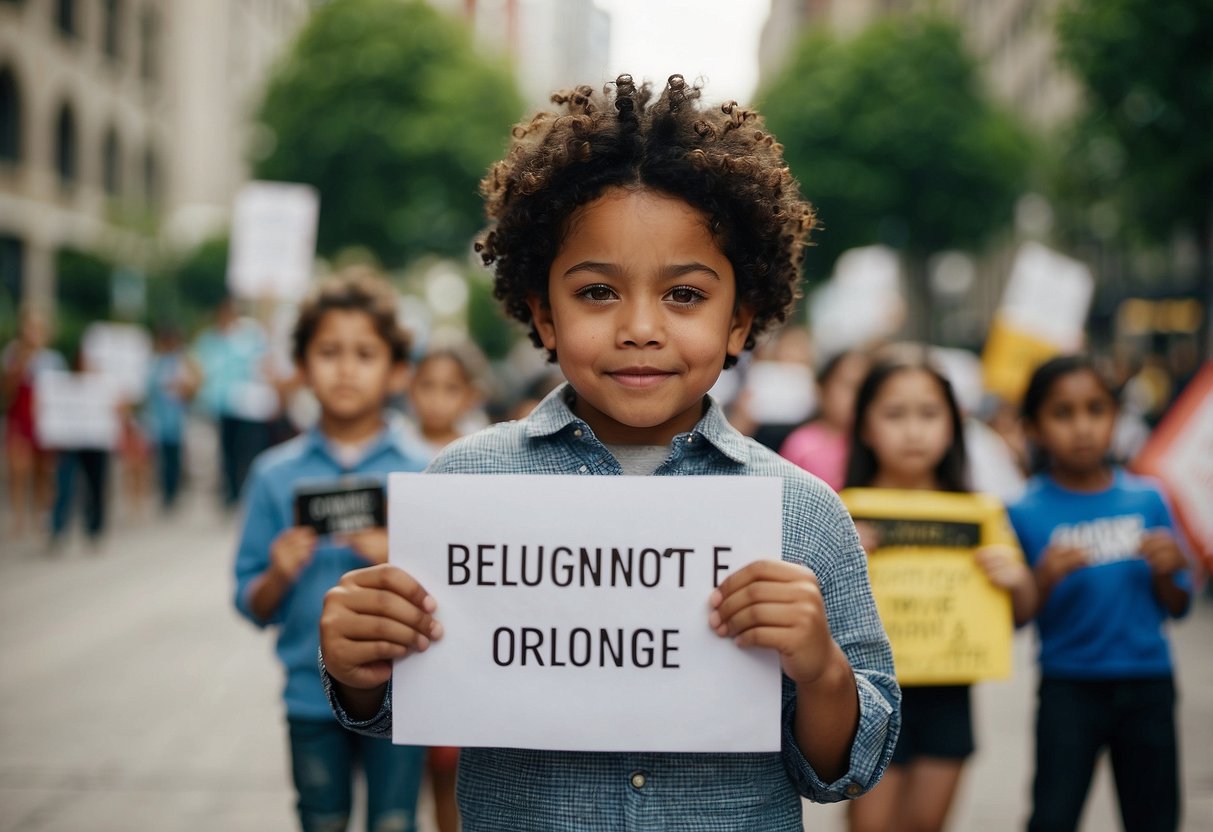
34, 370, 121, 450
998, 242, 1094, 348
390, 473, 784, 752
82, 322, 152, 403
227, 181, 320, 300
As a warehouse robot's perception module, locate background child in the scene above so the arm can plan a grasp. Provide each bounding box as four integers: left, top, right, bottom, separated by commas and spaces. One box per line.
405, 346, 483, 463
232, 272, 428, 832
144, 325, 199, 512
780, 348, 871, 491
1010, 354, 1191, 832
1, 306, 66, 538
843, 351, 1035, 832
316, 73, 901, 831
405, 344, 484, 832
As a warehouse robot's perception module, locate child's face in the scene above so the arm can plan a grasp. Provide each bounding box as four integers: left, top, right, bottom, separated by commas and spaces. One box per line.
861, 369, 954, 483
302, 309, 402, 425
1027, 369, 1116, 475
410, 356, 474, 434
527, 187, 753, 445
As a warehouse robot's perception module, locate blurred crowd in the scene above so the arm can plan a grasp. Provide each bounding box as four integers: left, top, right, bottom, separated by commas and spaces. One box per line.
0, 298, 1204, 557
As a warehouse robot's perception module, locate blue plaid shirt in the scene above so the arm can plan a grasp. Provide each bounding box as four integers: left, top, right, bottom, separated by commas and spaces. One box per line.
322, 385, 899, 831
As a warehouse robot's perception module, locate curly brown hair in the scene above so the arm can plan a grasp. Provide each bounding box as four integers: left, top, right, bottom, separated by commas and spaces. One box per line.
476, 73, 815, 369
292, 266, 410, 365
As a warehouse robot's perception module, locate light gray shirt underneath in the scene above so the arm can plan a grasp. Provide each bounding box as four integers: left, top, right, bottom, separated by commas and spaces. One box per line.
604, 443, 670, 475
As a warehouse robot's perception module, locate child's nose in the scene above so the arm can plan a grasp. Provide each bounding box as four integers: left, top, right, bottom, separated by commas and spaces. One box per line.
617, 301, 663, 347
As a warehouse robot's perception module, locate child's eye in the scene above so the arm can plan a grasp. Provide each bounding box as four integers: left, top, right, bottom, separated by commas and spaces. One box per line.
576, 284, 617, 302
665, 286, 706, 306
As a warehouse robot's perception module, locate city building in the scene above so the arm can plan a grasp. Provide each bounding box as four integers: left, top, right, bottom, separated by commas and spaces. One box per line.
434, 0, 611, 106
0, 0, 310, 313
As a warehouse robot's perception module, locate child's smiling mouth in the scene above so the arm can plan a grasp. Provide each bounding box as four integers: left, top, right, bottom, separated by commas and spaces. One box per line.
607, 367, 677, 388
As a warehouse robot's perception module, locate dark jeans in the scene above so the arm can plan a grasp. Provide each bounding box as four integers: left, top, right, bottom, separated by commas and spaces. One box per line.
1029, 676, 1179, 832
157, 440, 182, 508
287, 718, 425, 832
50, 449, 109, 538
219, 415, 271, 505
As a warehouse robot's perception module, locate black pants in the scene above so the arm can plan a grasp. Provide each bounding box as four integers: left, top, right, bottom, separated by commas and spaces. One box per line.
219, 415, 271, 505
1029, 676, 1179, 832
157, 441, 182, 508
50, 449, 109, 538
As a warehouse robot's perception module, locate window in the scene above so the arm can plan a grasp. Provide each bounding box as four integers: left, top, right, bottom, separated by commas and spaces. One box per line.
0, 234, 23, 307
55, 103, 77, 187
102, 127, 121, 196
139, 8, 158, 86
103, 0, 123, 60
56, 0, 76, 38
143, 145, 159, 207
0, 67, 18, 164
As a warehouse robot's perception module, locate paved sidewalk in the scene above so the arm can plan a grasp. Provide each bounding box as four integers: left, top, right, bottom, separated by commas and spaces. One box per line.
1, 487, 1209, 831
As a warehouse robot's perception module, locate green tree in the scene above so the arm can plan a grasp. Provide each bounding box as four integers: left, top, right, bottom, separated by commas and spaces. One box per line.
54, 247, 114, 356
253, 0, 524, 269
758, 16, 1030, 326
1053, 0, 1212, 296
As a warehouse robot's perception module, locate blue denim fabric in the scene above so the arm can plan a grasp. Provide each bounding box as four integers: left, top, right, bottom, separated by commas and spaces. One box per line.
288, 717, 426, 832
322, 385, 901, 832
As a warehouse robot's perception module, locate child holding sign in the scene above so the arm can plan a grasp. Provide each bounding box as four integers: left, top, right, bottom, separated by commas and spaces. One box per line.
1011, 355, 1191, 832
318, 74, 900, 830
841, 350, 1036, 832
232, 271, 429, 832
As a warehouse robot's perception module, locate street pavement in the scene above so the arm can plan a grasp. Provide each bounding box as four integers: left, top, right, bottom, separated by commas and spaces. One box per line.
1, 480, 1210, 832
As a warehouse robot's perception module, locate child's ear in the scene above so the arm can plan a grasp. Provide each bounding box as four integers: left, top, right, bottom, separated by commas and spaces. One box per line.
726, 305, 755, 358
526, 295, 558, 351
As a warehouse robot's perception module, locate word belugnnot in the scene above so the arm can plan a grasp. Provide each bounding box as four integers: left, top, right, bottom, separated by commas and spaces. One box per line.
447, 543, 735, 590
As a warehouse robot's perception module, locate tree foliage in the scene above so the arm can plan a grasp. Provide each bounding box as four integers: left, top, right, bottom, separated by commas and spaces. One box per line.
1053, 0, 1213, 249
253, 0, 524, 269
758, 16, 1030, 281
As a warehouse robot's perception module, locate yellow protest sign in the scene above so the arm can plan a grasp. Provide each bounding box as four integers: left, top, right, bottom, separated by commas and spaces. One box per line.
841, 488, 1019, 685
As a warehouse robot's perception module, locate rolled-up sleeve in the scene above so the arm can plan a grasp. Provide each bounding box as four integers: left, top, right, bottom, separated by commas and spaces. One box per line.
319, 649, 393, 738
779, 483, 900, 802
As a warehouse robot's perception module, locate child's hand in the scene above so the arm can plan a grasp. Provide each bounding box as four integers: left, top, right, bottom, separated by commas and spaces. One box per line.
1034, 542, 1088, 593
975, 544, 1031, 591
319, 564, 443, 691
341, 527, 389, 565
853, 521, 880, 555
270, 526, 317, 583
1140, 530, 1186, 577
708, 561, 839, 687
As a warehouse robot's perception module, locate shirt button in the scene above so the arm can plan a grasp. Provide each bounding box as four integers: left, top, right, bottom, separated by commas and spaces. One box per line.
686, 435, 695, 443
630, 772, 647, 789
573, 429, 583, 437
578, 465, 588, 473
844, 783, 862, 797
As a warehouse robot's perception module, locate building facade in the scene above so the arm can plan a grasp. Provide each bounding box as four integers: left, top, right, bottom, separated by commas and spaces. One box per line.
0, 0, 310, 315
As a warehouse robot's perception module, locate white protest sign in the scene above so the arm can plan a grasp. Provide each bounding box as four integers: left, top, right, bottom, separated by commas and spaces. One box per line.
390, 473, 783, 752
227, 181, 320, 300
810, 245, 906, 356
34, 370, 121, 450
82, 322, 152, 403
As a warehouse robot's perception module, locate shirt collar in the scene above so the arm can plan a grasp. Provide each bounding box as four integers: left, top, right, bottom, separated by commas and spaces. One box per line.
303, 420, 406, 468
524, 382, 749, 465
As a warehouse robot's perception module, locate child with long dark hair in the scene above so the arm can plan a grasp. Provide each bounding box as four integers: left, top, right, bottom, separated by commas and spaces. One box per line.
1010, 354, 1191, 832
845, 350, 1035, 832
